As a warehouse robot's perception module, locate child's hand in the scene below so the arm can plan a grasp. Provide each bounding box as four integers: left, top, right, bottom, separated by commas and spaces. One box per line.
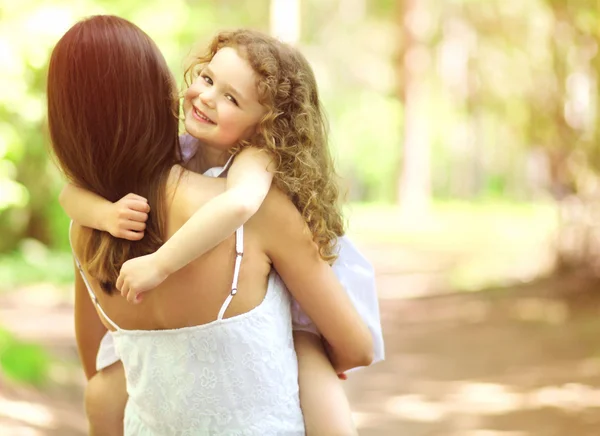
116, 253, 169, 303
107, 193, 150, 240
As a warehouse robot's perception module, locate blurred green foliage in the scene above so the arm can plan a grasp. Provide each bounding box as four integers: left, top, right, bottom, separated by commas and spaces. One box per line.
0, 244, 73, 291
0, 327, 51, 386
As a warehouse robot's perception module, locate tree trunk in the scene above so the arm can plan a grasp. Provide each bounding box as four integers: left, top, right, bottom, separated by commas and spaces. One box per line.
270, 0, 300, 43
396, 0, 432, 212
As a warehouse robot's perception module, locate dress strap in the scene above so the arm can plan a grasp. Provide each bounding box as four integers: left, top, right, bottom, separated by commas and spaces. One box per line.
213, 154, 235, 178
69, 222, 121, 331
217, 226, 244, 320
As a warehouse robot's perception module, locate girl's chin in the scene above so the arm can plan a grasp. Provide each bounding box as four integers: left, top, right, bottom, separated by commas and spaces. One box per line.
182, 124, 235, 151
184, 119, 208, 136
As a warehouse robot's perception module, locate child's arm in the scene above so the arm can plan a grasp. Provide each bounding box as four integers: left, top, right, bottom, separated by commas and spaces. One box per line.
261, 189, 374, 374
60, 184, 149, 241
117, 147, 273, 302
294, 331, 358, 436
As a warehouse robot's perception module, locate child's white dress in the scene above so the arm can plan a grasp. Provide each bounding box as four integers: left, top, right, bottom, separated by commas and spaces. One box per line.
93, 137, 385, 373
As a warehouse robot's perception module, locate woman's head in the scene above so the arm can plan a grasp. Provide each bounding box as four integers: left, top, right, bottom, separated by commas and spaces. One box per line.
47, 15, 180, 291
185, 29, 344, 261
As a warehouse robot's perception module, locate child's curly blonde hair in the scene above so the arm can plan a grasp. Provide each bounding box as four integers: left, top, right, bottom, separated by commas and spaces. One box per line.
185, 29, 344, 262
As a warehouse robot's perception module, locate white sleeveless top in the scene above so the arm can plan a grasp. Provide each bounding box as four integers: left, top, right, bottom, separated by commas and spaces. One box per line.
71, 191, 305, 434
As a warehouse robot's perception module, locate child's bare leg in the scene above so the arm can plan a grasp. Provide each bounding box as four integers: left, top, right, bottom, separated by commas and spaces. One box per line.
294, 331, 358, 436
84, 361, 128, 436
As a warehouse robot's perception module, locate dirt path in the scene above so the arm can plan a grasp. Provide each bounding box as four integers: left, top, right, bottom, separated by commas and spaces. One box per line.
346, 273, 600, 435
2, 268, 600, 435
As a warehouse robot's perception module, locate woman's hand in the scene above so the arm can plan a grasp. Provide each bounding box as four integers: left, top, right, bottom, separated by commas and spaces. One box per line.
107, 193, 150, 241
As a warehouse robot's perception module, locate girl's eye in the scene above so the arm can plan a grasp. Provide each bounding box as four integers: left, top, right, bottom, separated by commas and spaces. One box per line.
202, 75, 213, 85
226, 94, 238, 106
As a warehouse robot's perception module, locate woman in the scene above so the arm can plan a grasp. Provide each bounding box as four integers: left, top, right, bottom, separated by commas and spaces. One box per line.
47, 15, 372, 434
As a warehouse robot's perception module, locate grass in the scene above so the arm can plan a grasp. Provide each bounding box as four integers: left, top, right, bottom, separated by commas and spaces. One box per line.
0, 327, 51, 386
0, 244, 73, 292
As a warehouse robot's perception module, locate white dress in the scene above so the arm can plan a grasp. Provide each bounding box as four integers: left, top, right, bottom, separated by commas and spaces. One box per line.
72, 224, 305, 435
94, 136, 385, 372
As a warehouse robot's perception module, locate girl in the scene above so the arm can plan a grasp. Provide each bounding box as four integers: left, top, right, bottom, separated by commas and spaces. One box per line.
50, 16, 373, 435
60, 27, 383, 434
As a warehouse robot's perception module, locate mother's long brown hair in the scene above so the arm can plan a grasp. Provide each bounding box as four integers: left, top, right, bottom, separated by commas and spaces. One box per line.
47, 15, 180, 293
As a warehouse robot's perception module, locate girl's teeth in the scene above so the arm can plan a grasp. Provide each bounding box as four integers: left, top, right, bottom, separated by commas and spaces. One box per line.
194, 109, 211, 122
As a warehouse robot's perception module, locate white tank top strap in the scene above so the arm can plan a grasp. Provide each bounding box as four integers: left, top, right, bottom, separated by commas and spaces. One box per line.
69, 221, 121, 331
217, 226, 244, 320
221, 154, 235, 174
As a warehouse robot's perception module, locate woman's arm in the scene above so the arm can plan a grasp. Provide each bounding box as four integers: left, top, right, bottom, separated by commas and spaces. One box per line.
73, 259, 107, 380
117, 147, 274, 301
259, 188, 373, 374
60, 184, 149, 240
294, 332, 357, 436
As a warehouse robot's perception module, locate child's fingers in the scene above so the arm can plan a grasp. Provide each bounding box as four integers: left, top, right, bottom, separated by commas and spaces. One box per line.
126, 221, 146, 232
127, 199, 151, 213
126, 287, 138, 304
122, 210, 148, 223
125, 193, 148, 203
119, 280, 130, 298
116, 273, 124, 292
121, 230, 144, 241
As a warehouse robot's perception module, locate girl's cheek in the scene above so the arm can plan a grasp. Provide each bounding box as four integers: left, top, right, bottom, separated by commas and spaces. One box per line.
183, 90, 194, 105
185, 80, 203, 99
222, 107, 240, 125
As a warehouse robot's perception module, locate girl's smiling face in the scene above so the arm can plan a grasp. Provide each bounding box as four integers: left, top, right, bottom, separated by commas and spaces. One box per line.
183, 47, 267, 151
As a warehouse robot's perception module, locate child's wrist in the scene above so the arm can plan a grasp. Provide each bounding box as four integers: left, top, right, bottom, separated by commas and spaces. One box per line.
100, 202, 116, 233
153, 249, 174, 278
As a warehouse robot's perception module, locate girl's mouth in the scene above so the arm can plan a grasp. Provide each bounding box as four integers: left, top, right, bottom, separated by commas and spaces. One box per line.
192, 107, 215, 124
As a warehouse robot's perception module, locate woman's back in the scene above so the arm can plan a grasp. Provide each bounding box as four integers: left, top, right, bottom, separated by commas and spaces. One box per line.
71, 165, 306, 434
73, 167, 271, 330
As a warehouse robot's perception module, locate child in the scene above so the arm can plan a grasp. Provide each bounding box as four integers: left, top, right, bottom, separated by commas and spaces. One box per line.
61, 29, 383, 434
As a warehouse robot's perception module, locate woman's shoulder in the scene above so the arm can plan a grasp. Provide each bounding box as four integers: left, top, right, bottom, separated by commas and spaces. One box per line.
167, 165, 225, 218
168, 164, 224, 190
249, 186, 308, 239
254, 185, 295, 220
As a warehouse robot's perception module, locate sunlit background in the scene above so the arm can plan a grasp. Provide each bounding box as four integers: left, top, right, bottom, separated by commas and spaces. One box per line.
2, 0, 600, 434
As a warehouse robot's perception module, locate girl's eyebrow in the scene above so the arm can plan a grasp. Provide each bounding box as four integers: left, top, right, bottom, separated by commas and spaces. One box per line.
204, 66, 245, 102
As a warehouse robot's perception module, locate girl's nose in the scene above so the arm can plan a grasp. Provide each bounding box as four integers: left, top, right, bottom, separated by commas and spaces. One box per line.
199, 89, 215, 109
